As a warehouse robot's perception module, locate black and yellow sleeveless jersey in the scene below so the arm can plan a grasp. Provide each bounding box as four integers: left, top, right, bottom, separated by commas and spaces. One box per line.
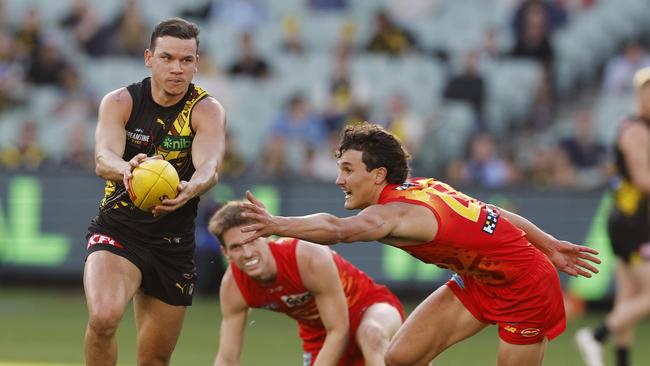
610, 116, 650, 221
89, 77, 209, 252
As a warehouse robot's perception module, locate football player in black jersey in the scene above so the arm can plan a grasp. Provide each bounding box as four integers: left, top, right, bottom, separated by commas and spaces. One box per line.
84, 17, 226, 366
576, 67, 650, 366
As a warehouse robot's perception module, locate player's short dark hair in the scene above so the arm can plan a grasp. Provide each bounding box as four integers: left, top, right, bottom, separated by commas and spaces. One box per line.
208, 201, 252, 246
336, 122, 411, 184
150, 17, 200, 54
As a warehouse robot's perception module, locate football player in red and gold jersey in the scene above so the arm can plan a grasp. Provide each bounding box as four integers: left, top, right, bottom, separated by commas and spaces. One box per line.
209, 202, 404, 366
240, 122, 601, 366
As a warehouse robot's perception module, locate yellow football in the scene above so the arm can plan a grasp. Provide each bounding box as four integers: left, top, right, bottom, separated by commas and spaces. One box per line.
128, 159, 180, 211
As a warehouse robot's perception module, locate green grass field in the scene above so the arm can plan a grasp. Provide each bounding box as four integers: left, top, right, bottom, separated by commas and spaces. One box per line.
1, 287, 649, 365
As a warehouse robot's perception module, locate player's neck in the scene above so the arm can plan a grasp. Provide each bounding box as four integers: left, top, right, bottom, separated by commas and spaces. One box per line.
150, 82, 187, 107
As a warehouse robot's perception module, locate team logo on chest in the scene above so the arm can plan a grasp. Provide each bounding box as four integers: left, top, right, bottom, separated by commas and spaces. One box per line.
281, 291, 313, 307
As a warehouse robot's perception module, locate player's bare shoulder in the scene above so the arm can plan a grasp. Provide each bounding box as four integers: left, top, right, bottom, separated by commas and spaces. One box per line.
191, 95, 226, 130
99, 87, 133, 122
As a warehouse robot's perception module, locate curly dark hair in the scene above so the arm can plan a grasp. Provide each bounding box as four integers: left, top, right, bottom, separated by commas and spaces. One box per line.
208, 201, 253, 246
150, 17, 200, 54
336, 122, 411, 184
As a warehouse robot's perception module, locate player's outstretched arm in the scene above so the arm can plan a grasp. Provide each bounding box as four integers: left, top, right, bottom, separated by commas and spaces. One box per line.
297, 243, 349, 365
239, 191, 398, 245
500, 209, 601, 278
214, 269, 248, 366
154, 97, 226, 216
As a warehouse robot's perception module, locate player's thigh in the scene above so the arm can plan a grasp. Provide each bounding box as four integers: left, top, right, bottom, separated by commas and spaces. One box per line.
133, 292, 186, 361
356, 302, 403, 349
385, 285, 486, 366
631, 260, 650, 294
497, 337, 547, 366
84, 250, 142, 320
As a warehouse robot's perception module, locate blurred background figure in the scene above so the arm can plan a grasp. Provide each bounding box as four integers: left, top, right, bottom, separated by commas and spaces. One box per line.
603, 41, 650, 95
558, 109, 608, 190
227, 31, 271, 79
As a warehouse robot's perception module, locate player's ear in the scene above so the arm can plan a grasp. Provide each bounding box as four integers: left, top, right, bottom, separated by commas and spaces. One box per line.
374, 167, 387, 184
144, 49, 153, 68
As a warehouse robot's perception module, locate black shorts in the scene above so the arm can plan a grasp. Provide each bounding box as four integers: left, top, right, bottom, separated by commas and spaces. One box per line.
607, 213, 650, 263
85, 233, 197, 306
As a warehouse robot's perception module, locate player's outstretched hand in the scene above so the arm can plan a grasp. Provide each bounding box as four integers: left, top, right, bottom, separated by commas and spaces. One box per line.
239, 190, 280, 243
152, 180, 192, 217
547, 240, 601, 278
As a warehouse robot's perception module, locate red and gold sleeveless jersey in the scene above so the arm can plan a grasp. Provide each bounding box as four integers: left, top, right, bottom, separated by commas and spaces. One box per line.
230, 238, 378, 343
379, 178, 538, 286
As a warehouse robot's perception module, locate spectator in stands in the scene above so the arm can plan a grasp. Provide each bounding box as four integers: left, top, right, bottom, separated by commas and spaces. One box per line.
524, 137, 575, 188
25, 38, 69, 87
54, 65, 97, 124
558, 109, 608, 189
443, 50, 486, 130
13, 7, 42, 62
0, 29, 25, 113
365, 9, 417, 56
316, 49, 369, 133
258, 93, 327, 177
511, 2, 555, 128
60, 0, 113, 58
280, 16, 307, 56
446, 133, 519, 188
512, 0, 568, 35
511, 3, 554, 70
603, 41, 650, 95
109, 0, 149, 58
382, 92, 426, 156
255, 134, 289, 178
228, 32, 271, 79
0, 120, 48, 171
59, 121, 94, 172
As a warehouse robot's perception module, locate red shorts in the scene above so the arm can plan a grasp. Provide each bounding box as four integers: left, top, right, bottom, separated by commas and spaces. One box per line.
301, 285, 405, 366
447, 252, 566, 345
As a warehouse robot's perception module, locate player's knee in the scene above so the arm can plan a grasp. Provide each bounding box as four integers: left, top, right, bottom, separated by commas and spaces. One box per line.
87, 308, 122, 338
358, 321, 389, 352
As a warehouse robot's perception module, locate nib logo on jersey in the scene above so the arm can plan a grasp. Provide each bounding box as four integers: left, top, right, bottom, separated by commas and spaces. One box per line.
126, 128, 151, 147
161, 136, 192, 151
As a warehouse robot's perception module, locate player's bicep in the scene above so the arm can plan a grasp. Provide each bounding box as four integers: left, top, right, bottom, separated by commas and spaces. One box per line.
191, 97, 226, 169
95, 89, 131, 157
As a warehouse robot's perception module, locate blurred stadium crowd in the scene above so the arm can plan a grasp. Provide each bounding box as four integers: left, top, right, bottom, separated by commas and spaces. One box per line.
1, 0, 650, 190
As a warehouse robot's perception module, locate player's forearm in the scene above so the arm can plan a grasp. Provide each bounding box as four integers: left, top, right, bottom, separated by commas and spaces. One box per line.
95, 149, 129, 182
313, 328, 348, 366
186, 160, 219, 199
273, 213, 350, 245
501, 209, 556, 255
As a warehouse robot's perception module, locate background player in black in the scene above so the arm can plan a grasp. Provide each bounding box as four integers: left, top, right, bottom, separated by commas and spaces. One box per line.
84, 18, 226, 366
576, 67, 650, 366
